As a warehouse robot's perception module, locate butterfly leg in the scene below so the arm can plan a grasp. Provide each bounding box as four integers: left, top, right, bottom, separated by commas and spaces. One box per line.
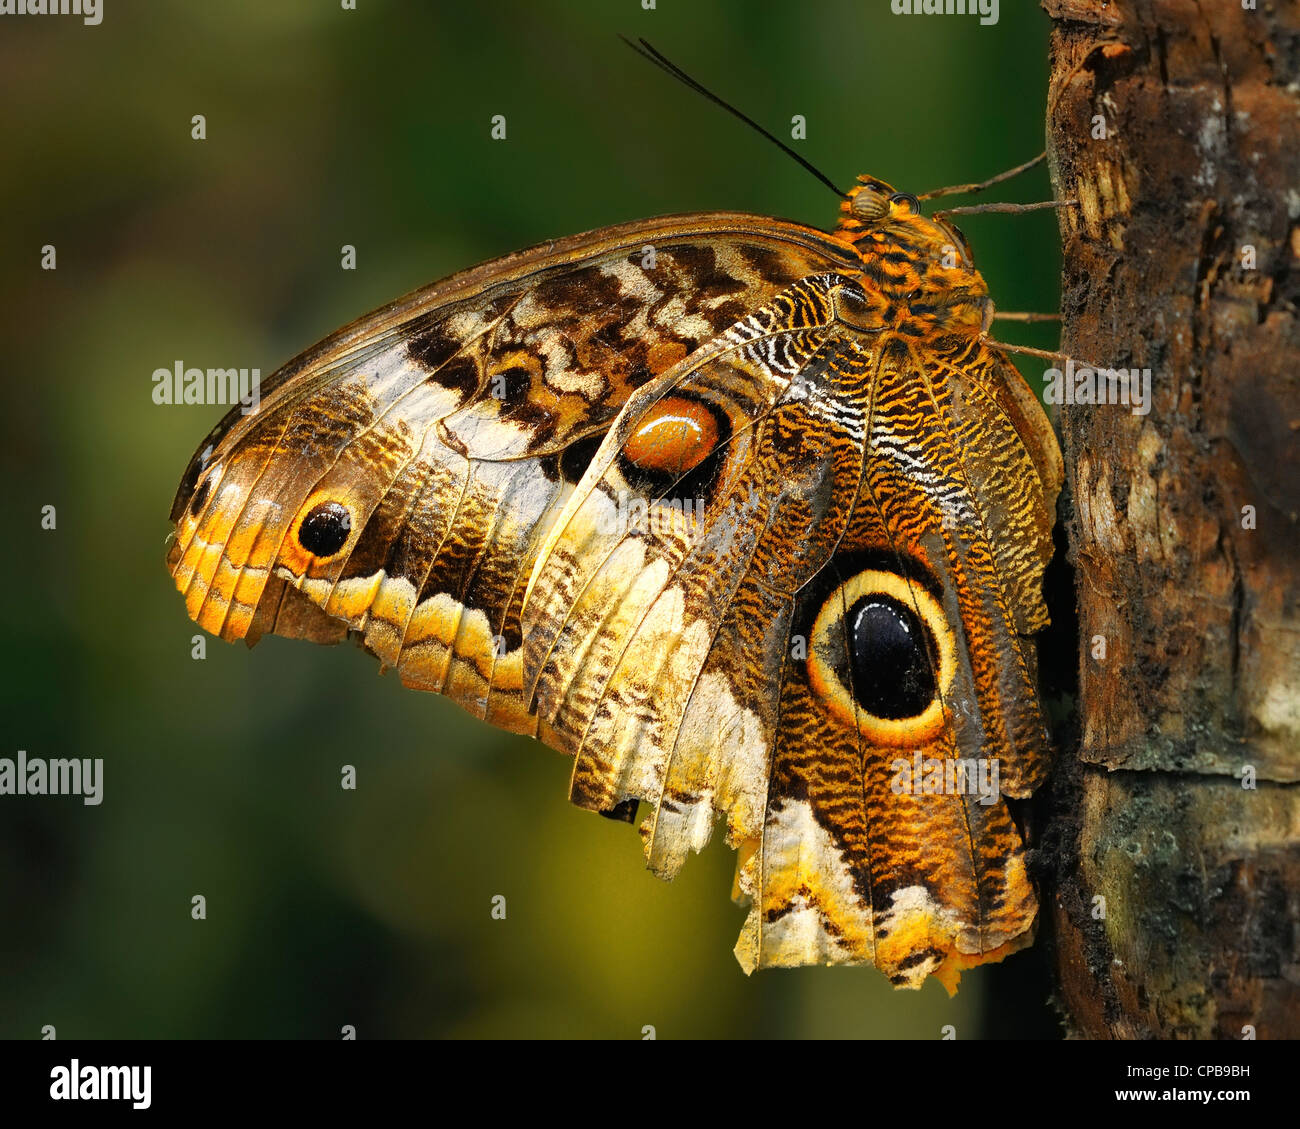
918, 152, 1047, 201
935, 200, 1077, 219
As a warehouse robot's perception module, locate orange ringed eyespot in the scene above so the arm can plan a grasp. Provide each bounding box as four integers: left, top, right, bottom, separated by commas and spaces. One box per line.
622, 396, 719, 475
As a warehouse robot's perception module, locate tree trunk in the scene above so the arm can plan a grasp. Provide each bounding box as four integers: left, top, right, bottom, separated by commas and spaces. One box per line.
1040, 0, 1300, 1038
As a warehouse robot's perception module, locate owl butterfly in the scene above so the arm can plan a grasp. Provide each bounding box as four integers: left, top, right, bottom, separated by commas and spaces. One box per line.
168, 164, 1062, 991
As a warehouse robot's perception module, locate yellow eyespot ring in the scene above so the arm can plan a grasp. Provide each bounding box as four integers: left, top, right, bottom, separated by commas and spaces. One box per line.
806, 568, 957, 747
289, 495, 355, 563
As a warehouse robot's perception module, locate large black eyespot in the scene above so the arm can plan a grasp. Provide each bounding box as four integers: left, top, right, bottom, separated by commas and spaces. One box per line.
298, 501, 351, 557
805, 565, 956, 745
847, 595, 937, 719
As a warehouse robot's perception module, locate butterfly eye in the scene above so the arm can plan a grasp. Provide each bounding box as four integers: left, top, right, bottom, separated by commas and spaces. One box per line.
806, 567, 956, 746
296, 500, 352, 558
849, 185, 891, 220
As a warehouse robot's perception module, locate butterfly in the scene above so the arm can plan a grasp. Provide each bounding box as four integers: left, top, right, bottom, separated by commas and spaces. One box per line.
166, 102, 1062, 992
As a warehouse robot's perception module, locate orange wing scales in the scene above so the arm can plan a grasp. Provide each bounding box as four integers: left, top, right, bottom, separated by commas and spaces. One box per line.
167, 191, 1062, 992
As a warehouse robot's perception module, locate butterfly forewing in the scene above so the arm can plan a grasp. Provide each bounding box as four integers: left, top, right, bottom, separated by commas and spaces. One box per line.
169, 216, 857, 730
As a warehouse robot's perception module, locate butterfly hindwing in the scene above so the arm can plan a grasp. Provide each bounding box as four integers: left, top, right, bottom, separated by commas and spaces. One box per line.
514, 281, 1059, 987
741, 333, 1059, 987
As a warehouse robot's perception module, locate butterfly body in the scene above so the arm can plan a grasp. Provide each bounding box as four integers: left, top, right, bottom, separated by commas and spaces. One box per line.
169, 177, 1061, 990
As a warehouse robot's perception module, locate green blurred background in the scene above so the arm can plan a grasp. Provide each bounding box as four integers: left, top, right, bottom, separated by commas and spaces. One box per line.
0, 0, 1063, 1038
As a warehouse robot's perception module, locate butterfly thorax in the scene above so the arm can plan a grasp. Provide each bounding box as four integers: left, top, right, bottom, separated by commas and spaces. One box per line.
833, 175, 989, 336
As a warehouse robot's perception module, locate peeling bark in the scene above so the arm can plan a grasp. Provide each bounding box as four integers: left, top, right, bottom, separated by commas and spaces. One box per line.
1040, 0, 1300, 1038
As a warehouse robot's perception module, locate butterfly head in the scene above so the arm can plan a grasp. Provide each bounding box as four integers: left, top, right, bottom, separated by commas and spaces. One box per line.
835, 175, 987, 332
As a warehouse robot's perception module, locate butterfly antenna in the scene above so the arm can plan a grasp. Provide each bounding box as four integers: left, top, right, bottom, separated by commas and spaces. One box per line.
918, 152, 1047, 201
620, 36, 848, 199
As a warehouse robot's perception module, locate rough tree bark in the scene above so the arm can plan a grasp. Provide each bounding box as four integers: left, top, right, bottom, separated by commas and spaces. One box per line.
1040, 0, 1300, 1038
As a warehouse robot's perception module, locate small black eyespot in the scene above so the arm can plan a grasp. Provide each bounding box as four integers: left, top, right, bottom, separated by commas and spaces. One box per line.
598, 798, 640, 824
298, 501, 352, 557
559, 433, 605, 484
188, 476, 212, 516
846, 595, 937, 719
889, 192, 921, 214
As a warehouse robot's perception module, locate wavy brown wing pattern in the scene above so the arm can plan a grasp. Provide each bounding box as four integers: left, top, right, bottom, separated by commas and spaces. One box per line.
518, 277, 1061, 989
168, 204, 1062, 990
168, 215, 854, 732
